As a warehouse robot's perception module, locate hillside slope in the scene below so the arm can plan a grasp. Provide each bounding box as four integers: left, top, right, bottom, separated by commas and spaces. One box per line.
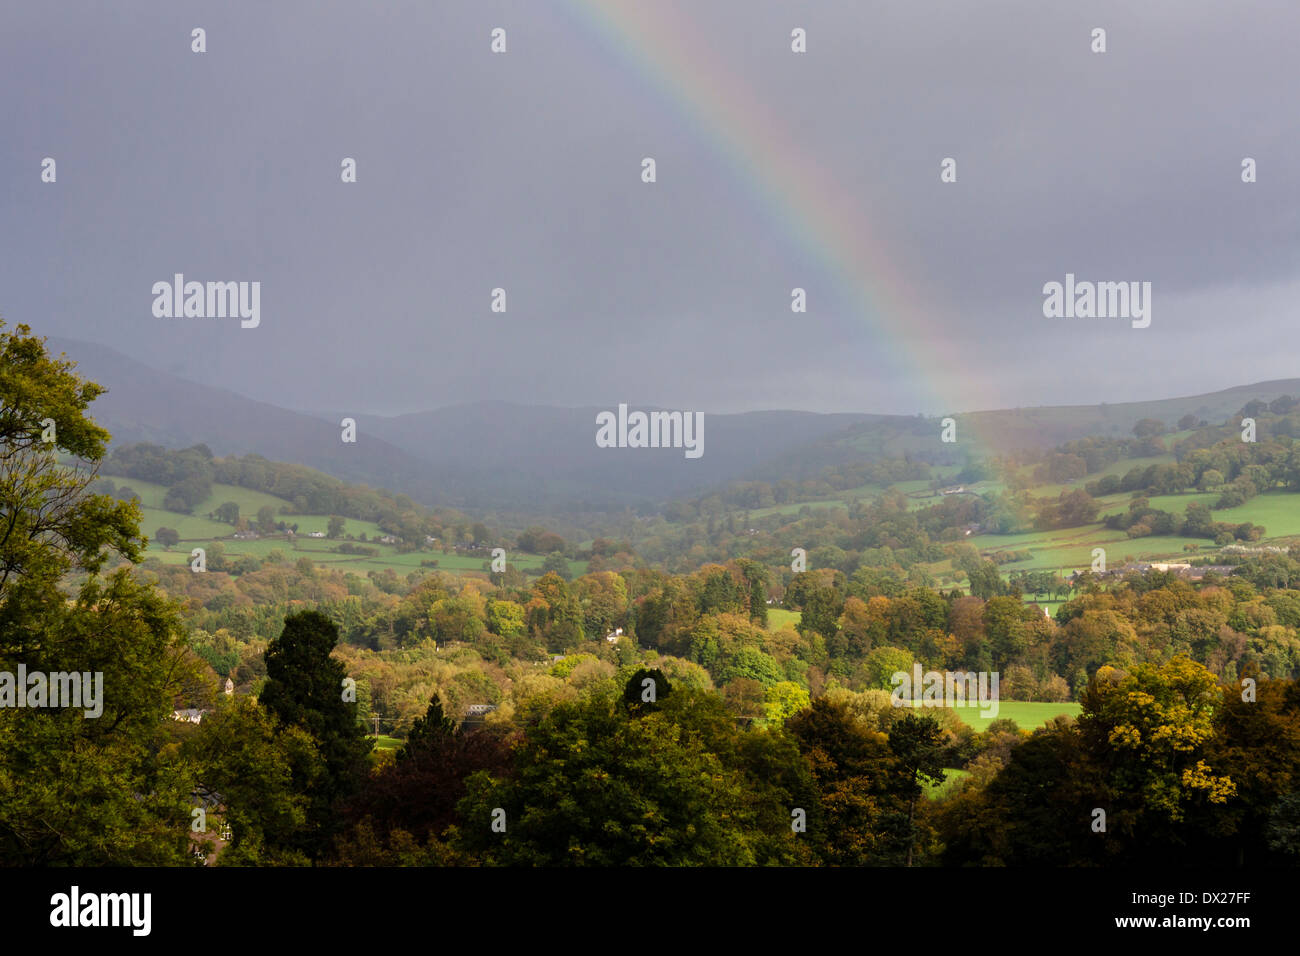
47, 334, 1300, 514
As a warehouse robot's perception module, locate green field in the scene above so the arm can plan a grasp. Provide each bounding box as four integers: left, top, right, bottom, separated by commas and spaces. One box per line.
146, 536, 582, 577
1025, 454, 1176, 499
924, 768, 970, 799
1096, 491, 1218, 518
766, 607, 801, 631
117, 477, 586, 578
749, 499, 847, 519
744, 469, 981, 520
118, 478, 389, 544
919, 454, 1300, 592
972, 522, 1191, 573
1215, 492, 1300, 539
735, 445, 1300, 587
945, 700, 1081, 732
966, 487, 1300, 579
899, 699, 1080, 731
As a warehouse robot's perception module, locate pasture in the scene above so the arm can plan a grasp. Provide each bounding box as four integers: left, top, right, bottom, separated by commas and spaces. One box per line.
766, 607, 801, 631
947, 700, 1081, 732
114, 478, 581, 578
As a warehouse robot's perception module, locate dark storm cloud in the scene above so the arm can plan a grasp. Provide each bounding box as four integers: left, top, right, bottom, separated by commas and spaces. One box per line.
1, 0, 1295, 416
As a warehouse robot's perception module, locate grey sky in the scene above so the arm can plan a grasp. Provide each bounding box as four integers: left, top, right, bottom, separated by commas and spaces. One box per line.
3, 0, 1296, 417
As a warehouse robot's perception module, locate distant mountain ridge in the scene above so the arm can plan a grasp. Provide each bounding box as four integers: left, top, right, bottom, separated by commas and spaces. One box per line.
46, 335, 1300, 514
45, 337, 436, 499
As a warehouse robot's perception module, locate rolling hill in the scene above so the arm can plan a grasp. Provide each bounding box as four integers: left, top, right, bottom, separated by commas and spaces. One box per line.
47, 336, 438, 503
46, 334, 1300, 515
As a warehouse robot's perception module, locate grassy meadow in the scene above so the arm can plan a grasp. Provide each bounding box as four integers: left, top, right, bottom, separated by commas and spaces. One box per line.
117, 478, 582, 578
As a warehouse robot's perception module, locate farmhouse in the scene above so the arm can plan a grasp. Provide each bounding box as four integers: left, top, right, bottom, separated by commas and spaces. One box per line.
461, 703, 498, 731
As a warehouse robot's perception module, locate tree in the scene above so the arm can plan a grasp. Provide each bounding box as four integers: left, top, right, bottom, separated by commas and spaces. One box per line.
455, 698, 758, 865
1184, 501, 1215, 537
163, 473, 211, 513
964, 559, 1006, 599
885, 713, 947, 865
1204, 674, 1300, 864
484, 598, 525, 639
937, 718, 1104, 866
863, 646, 915, 690
340, 695, 510, 854
0, 323, 197, 864
1133, 418, 1167, 439
517, 526, 565, 554
763, 681, 810, 726
256, 505, 276, 533
327, 515, 345, 539
722, 677, 767, 720
798, 585, 844, 642
1078, 658, 1233, 842
259, 610, 374, 858
155, 526, 180, 550
1035, 489, 1099, 531
719, 647, 785, 687
214, 501, 240, 525
183, 697, 318, 865
622, 667, 672, 713
983, 595, 1031, 669
0, 323, 142, 606
837, 596, 879, 658
541, 551, 572, 580
574, 571, 627, 639
429, 593, 487, 646
786, 697, 893, 865
402, 693, 458, 755
526, 572, 583, 651
634, 579, 697, 656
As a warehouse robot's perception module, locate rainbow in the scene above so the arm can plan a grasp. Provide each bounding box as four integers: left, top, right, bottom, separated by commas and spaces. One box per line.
562, 0, 1002, 439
